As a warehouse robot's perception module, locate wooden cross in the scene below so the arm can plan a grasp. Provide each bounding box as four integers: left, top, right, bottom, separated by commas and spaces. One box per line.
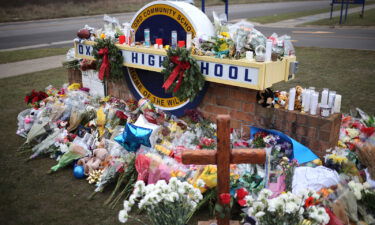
182, 115, 266, 225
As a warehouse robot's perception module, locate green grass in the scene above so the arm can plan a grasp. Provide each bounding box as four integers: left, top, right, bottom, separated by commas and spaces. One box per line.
272, 47, 375, 115
0, 46, 374, 224
248, 1, 375, 24
0, 0, 316, 23
304, 8, 375, 26
0, 47, 70, 64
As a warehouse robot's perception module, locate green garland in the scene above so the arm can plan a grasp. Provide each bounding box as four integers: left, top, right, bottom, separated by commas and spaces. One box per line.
92, 38, 123, 80
162, 47, 205, 101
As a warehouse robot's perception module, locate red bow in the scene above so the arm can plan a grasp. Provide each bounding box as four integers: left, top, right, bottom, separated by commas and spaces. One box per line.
162, 56, 190, 93
98, 48, 110, 80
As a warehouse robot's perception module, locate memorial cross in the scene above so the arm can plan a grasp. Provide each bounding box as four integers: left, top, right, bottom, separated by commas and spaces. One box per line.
182, 115, 266, 225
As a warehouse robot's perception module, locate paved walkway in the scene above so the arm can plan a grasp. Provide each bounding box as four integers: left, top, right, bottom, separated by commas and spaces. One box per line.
264, 4, 375, 27
0, 55, 65, 79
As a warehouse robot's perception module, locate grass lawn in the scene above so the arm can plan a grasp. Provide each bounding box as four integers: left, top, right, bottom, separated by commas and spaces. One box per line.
0, 46, 374, 225
0, 0, 316, 23
304, 7, 375, 26
0, 47, 70, 64
249, 7, 334, 24
273, 47, 375, 115
248, 0, 375, 24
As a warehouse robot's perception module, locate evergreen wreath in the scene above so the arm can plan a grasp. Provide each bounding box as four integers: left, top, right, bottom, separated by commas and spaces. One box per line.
93, 38, 123, 81
161, 47, 205, 101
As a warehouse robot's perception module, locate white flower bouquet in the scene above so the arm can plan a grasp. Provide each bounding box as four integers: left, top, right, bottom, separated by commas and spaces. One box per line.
245, 189, 330, 225
118, 177, 203, 225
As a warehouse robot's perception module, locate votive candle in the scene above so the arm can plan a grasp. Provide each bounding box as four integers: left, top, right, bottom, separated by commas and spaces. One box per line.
310, 91, 319, 115
321, 88, 329, 105
333, 94, 342, 113
328, 91, 336, 107
288, 88, 296, 111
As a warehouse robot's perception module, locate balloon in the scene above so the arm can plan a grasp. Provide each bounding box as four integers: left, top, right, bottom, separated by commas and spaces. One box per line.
115, 123, 152, 152
73, 165, 86, 179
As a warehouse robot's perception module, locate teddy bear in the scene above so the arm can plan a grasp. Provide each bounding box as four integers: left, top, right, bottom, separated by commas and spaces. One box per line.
273, 91, 288, 109
77, 148, 109, 175
294, 86, 303, 111
77, 139, 109, 175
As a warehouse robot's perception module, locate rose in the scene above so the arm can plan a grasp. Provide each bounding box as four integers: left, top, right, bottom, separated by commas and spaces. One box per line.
236, 188, 249, 200
219, 193, 231, 205
236, 188, 249, 207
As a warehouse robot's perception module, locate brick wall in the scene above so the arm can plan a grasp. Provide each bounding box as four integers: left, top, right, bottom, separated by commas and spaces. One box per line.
199, 83, 342, 158
68, 70, 341, 158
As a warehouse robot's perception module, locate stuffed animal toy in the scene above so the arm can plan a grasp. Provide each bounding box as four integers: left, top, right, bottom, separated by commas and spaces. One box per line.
77, 148, 109, 175
274, 91, 288, 109
294, 86, 303, 111
256, 88, 274, 108
356, 143, 375, 180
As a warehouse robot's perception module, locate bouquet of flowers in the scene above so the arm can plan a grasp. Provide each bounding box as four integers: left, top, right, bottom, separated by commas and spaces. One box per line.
245, 189, 330, 225
118, 178, 203, 225
24, 89, 49, 109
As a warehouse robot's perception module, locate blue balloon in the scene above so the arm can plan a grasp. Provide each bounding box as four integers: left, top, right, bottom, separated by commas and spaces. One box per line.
73, 165, 85, 179
114, 123, 152, 152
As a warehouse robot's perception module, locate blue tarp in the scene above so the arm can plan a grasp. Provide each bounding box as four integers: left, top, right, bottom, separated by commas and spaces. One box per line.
250, 126, 318, 164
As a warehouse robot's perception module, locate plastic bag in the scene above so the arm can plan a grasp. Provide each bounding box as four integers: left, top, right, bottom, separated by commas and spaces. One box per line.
16, 109, 32, 137
67, 108, 85, 132
30, 128, 63, 159
135, 154, 151, 182
50, 143, 88, 172
292, 166, 340, 195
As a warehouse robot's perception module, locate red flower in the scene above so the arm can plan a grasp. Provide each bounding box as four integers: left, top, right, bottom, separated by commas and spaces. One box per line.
31, 96, 39, 104
351, 122, 363, 129
38, 91, 48, 99
304, 197, 315, 208
115, 110, 128, 120
24, 95, 30, 103
236, 188, 249, 200
219, 193, 231, 205
238, 199, 246, 207
361, 127, 375, 137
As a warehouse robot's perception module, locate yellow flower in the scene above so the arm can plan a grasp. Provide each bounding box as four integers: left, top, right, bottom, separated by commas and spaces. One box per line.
100, 96, 111, 102
220, 32, 230, 38
218, 43, 229, 52
100, 33, 106, 39
68, 83, 81, 91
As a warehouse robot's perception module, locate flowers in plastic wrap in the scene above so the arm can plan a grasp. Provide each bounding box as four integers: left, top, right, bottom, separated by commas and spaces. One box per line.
24, 89, 49, 109
118, 178, 203, 224
191, 165, 218, 193
244, 189, 330, 225
50, 141, 89, 172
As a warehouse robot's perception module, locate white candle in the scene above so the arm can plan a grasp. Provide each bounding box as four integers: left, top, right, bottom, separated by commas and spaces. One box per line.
246, 51, 254, 61
303, 89, 311, 112
310, 91, 319, 115
186, 32, 192, 49
333, 94, 342, 113
321, 88, 329, 105
309, 91, 316, 114
288, 88, 296, 111
265, 40, 273, 62
328, 91, 336, 107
